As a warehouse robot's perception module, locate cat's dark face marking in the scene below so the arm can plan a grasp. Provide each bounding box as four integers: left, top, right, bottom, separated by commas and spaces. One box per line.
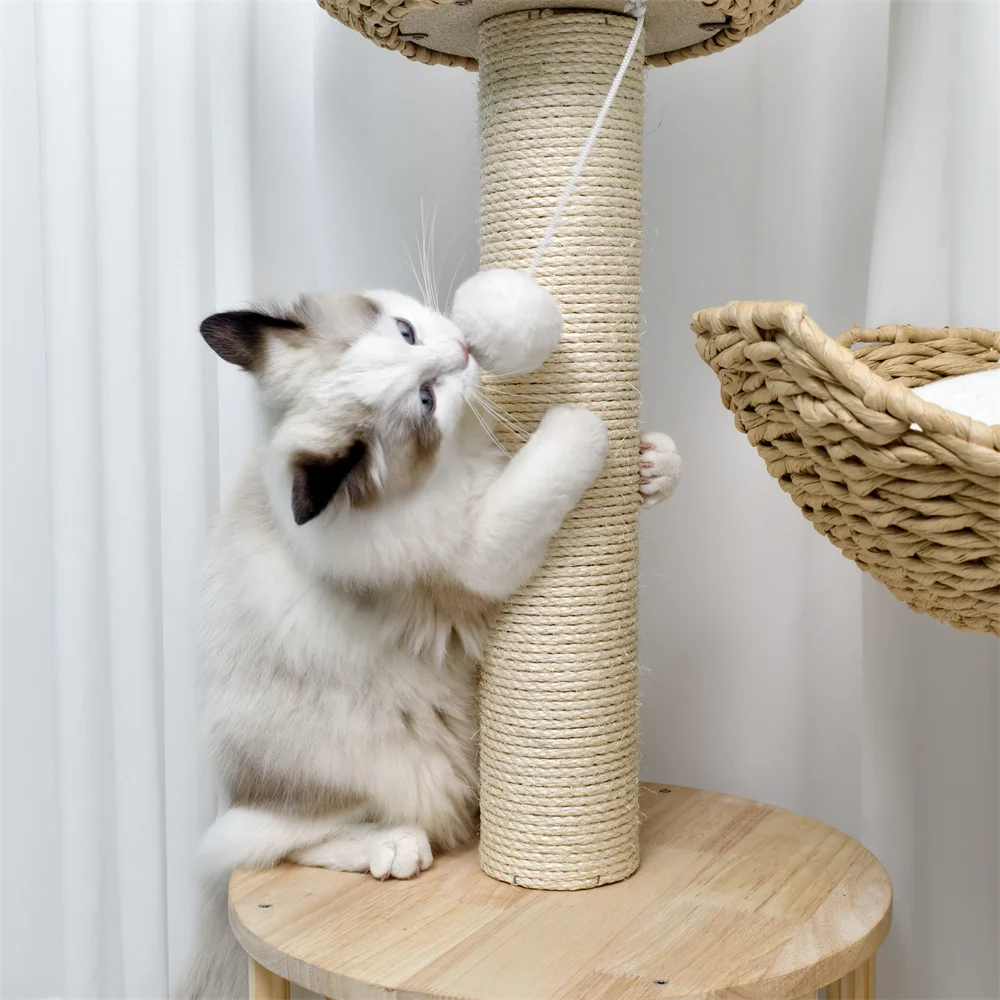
199, 309, 306, 372
200, 294, 379, 374
290, 441, 369, 526
201, 290, 476, 524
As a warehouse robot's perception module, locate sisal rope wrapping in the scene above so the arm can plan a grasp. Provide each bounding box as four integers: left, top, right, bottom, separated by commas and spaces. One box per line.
477, 10, 644, 889
694, 301, 1000, 636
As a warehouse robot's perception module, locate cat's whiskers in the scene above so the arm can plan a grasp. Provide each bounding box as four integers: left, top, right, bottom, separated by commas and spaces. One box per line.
482, 363, 548, 379
472, 388, 529, 433
402, 243, 429, 306
463, 391, 512, 457
445, 252, 466, 312
471, 391, 529, 442
482, 387, 544, 400
467, 400, 511, 459
417, 202, 440, 313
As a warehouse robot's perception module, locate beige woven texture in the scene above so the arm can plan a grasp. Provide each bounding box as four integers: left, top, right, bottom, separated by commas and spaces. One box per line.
315, 0, 802, 70
476, 10, 643, 889
694, 301, 1000, 636
648, 0, 802, 65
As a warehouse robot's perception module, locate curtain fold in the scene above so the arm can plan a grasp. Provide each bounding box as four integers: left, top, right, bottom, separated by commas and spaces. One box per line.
860, 5, 1000, 997
2, 3, 63, 996
1, 1, 996, 997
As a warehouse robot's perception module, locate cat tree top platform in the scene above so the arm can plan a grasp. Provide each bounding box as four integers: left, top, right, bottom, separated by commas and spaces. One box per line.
316, 0, 803, 70
231, 783, 892, 1000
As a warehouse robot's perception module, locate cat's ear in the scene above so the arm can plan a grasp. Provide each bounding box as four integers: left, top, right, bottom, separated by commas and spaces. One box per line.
200, 310, 303, 371
290, 441, 368, 525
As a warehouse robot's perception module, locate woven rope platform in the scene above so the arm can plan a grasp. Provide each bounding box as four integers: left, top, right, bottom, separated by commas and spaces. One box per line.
694, 301, 1000, 636
648, 0, 802, 65
315, 0, 802, 70
476, 10, 643, 889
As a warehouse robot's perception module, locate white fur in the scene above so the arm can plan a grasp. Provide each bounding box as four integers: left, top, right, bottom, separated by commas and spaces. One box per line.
450, 269, 563, 375
197, 807, 360, 878
198, 807, 432, 882
293, 826, 432, 879
459, 405, 608, 598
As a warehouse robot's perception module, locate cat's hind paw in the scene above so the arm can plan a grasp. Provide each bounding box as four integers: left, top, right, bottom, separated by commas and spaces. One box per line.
290, 824, 433, 880
369, 826, 433, 880
639, 431, 681, 508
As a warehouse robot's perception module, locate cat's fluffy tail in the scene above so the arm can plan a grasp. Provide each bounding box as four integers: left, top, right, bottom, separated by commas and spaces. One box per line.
176, 807, 352, 1000
174, 874, 247, 1000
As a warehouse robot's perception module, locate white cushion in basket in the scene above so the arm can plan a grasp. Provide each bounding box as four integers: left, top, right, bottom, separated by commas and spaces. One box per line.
911, 365, 1000, 428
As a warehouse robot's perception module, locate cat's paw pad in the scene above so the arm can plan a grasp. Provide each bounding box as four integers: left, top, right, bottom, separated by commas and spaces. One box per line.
369, 827, 433, 880
639, 431, 681, 507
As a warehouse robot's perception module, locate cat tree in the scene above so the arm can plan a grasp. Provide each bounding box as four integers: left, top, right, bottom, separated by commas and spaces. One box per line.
316, 0, 802, 889
228, 5, 897, 997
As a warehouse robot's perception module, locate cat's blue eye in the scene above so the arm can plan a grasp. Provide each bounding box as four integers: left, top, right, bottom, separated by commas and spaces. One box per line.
419, 383, 435, 416
396, 318, 416, 344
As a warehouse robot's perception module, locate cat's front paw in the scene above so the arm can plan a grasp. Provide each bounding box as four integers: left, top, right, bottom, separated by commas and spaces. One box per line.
639, 431, 681, 507
538, 405, 609, 488
369, 826, 433, 880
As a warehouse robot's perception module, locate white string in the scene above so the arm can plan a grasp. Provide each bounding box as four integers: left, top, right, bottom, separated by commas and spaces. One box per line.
527, 0, 647, 276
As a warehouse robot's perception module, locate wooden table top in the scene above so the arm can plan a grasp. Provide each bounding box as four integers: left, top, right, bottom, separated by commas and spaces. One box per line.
230, 784, 892, 1000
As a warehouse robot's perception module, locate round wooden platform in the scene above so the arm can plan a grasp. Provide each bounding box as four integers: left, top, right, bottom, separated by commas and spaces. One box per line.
230, 784, 892, 1000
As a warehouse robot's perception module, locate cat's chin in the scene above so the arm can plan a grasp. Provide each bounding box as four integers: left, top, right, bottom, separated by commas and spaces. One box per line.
456, 358, 481, 400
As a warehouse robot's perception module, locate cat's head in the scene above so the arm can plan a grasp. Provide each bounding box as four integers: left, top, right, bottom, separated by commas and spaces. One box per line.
201, 290, 477, 525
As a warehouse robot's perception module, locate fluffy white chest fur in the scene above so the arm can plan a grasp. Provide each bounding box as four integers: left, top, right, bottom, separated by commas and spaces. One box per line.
199, 422, 505, 863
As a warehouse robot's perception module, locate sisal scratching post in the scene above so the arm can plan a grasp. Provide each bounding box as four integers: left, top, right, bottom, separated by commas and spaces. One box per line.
477, 10, 644, 889
315, 0, 804, 890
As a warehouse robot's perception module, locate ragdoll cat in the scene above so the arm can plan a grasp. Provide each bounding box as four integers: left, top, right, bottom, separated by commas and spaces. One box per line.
178, 270, 681, 999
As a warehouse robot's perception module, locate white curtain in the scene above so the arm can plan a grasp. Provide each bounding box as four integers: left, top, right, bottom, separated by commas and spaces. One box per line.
1, 1, 996, 997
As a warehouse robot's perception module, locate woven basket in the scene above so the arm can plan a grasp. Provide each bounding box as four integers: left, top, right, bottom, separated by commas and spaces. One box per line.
693, 301, 1000, 636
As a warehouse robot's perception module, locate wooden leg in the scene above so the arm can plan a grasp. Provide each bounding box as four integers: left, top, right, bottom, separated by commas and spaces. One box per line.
249, 958, 290, 1000
826, 955, 875, 1000
864, 956, 876, 999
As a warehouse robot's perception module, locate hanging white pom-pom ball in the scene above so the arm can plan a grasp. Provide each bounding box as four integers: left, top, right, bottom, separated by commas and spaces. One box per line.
450, 269, 562, 376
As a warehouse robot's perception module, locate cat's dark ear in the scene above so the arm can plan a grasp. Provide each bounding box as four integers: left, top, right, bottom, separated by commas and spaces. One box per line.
200, 310, 303, 371
290, 441, 368, 525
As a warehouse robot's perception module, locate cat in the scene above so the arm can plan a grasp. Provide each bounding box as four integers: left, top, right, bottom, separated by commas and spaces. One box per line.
177, 286, 681, 999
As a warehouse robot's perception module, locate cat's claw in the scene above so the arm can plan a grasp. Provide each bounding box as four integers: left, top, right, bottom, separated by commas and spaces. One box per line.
639, 431, 681, 508
369, 826, 433, 880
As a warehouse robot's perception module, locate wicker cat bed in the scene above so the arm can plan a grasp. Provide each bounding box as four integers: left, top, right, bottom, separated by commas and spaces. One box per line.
693, 301, 1000, 636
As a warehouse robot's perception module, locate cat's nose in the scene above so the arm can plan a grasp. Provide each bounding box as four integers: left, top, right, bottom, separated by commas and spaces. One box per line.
458, 342, 469, 366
